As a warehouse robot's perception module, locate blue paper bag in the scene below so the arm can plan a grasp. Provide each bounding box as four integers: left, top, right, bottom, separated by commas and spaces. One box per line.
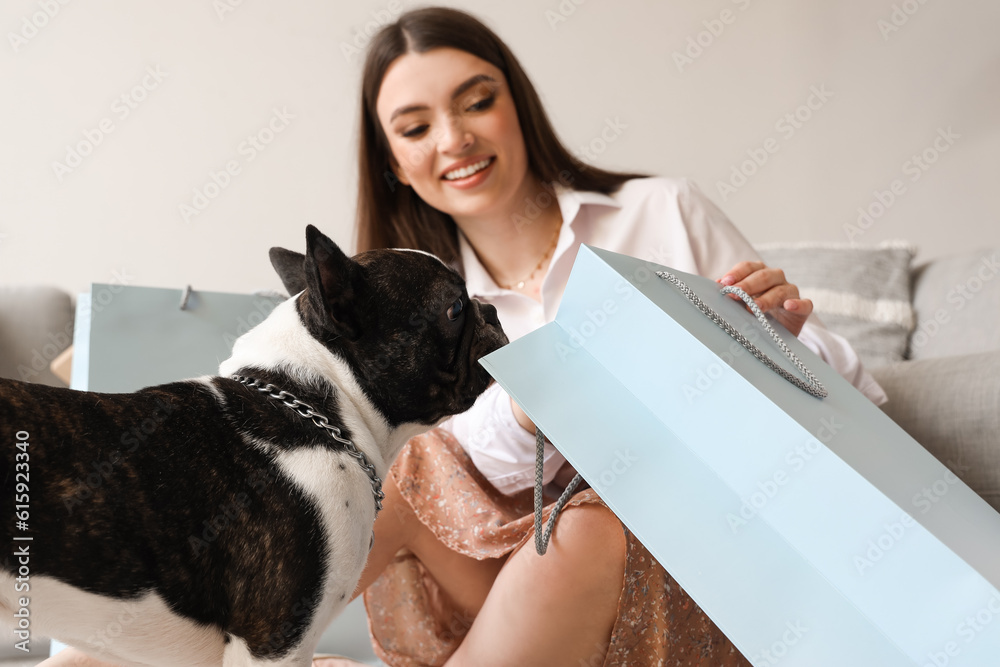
70, 283, 285, 392
480, 245, 1000, 666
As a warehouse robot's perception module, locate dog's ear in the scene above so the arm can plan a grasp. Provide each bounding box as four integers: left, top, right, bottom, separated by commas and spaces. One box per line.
302, 225, 362, 340
268, 247, 308, 296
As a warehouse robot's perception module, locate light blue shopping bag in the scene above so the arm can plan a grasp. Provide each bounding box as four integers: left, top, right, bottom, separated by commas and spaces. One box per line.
70, 283, 284, 392
480, 245, 1000, 666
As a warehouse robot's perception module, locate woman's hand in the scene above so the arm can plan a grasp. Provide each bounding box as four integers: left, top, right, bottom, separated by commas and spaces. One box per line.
716, 261, 813, 337
510, 396, 536, 433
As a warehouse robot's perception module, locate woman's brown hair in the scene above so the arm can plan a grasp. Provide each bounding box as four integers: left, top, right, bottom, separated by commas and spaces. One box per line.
354, 6, 649, 267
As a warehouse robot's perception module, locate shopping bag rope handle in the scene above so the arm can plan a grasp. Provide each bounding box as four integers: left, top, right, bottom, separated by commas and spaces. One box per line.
533, 270, 827, 556
655, 270, 827, 399
534, 426, 582, 555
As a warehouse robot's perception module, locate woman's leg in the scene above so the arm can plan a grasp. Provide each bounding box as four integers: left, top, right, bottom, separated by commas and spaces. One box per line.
353, 471, 507, 618
445, 504, 628, 667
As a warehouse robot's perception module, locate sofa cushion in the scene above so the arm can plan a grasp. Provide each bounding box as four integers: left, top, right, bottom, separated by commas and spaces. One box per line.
908, 247, 1000, 360
755, 241, 916, 370
870, 350, 1000, 512
0, 286, 75, 387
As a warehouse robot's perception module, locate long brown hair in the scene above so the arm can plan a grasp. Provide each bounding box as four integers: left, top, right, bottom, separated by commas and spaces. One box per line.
354, 6, 649, 267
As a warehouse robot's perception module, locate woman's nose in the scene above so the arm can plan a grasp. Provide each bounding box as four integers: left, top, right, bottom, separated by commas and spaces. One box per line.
438, 115, 472, 153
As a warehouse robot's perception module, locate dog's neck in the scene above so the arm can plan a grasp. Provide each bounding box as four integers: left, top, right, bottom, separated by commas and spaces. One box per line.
218, 295, 425, 470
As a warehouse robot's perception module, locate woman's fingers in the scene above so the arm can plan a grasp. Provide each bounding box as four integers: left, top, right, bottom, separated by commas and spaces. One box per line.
716, 260, 766, 286
748, 282, 799, 314
784, 297, 814, 318
715, 262, 814, 335
725, 267, 787, 300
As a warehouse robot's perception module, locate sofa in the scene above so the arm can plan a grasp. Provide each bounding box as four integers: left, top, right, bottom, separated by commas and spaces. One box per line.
755, 241, 1000, 512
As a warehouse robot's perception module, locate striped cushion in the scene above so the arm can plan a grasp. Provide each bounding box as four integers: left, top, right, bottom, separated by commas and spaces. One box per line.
755, 241, 916, 370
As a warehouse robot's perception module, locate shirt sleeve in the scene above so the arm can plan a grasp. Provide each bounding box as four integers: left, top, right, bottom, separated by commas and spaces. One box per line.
437, 382, 567, 496
677, 178, 888, 407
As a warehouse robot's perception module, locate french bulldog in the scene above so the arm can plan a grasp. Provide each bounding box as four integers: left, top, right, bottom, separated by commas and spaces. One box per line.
0, 225, 507, 666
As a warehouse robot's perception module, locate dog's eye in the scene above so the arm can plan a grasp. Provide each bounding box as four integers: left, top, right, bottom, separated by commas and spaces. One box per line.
446, 297, 464, 321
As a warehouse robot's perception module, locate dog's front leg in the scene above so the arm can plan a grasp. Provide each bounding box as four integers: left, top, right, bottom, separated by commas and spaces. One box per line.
221, 632, 321, 667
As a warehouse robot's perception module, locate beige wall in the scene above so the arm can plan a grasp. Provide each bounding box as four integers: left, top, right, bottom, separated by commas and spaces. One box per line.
2, 0, 997, 298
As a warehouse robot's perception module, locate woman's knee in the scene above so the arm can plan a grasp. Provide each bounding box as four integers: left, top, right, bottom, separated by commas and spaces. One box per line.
546, 504, 627, 585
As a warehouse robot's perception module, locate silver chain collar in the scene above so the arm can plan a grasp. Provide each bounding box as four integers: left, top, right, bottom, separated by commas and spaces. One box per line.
231, 374, 386, 518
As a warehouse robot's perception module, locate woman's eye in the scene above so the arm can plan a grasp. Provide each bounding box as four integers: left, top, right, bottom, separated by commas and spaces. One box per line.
446, 297, 464, 321
466, 96, 494, 112
402, 125, 428, 138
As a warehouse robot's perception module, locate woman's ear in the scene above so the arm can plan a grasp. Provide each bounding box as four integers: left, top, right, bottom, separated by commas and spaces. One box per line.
389, 156, 410, 186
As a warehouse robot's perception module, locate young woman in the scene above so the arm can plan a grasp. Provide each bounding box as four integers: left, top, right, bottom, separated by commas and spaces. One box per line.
42, 7, 886, 667
347, 6, 886, 667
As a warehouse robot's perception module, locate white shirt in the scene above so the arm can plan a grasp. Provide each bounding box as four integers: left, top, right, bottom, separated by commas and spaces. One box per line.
441, 176, 888, 496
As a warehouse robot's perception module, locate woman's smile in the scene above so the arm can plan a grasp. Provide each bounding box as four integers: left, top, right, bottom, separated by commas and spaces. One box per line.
441, 155, 496, 187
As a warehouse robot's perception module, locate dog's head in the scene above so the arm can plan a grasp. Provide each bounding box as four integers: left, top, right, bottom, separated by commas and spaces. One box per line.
268, 225, 508, 430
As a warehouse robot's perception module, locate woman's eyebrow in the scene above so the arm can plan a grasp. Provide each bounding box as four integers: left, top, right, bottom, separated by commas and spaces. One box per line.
390, 74, 498, 122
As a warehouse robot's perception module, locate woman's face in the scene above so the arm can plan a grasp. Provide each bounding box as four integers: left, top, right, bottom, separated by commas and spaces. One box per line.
375, 47, 530, 223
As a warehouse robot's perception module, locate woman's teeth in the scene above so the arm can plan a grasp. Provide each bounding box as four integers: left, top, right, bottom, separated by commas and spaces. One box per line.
443, 158, 492, 180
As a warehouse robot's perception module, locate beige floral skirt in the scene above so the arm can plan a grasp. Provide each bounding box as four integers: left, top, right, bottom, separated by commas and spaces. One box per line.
362, 428, 751, 666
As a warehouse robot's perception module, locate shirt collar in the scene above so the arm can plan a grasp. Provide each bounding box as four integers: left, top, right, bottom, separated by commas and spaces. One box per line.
459, 182, 622, 297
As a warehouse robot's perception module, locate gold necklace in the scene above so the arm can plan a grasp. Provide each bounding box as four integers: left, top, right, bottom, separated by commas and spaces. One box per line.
496, 219, 562, 290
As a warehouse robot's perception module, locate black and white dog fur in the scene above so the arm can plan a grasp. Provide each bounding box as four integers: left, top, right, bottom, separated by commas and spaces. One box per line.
0, 225, 507, 666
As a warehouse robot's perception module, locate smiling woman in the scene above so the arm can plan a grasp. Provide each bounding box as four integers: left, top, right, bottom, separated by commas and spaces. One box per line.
339, 6, 891, 667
